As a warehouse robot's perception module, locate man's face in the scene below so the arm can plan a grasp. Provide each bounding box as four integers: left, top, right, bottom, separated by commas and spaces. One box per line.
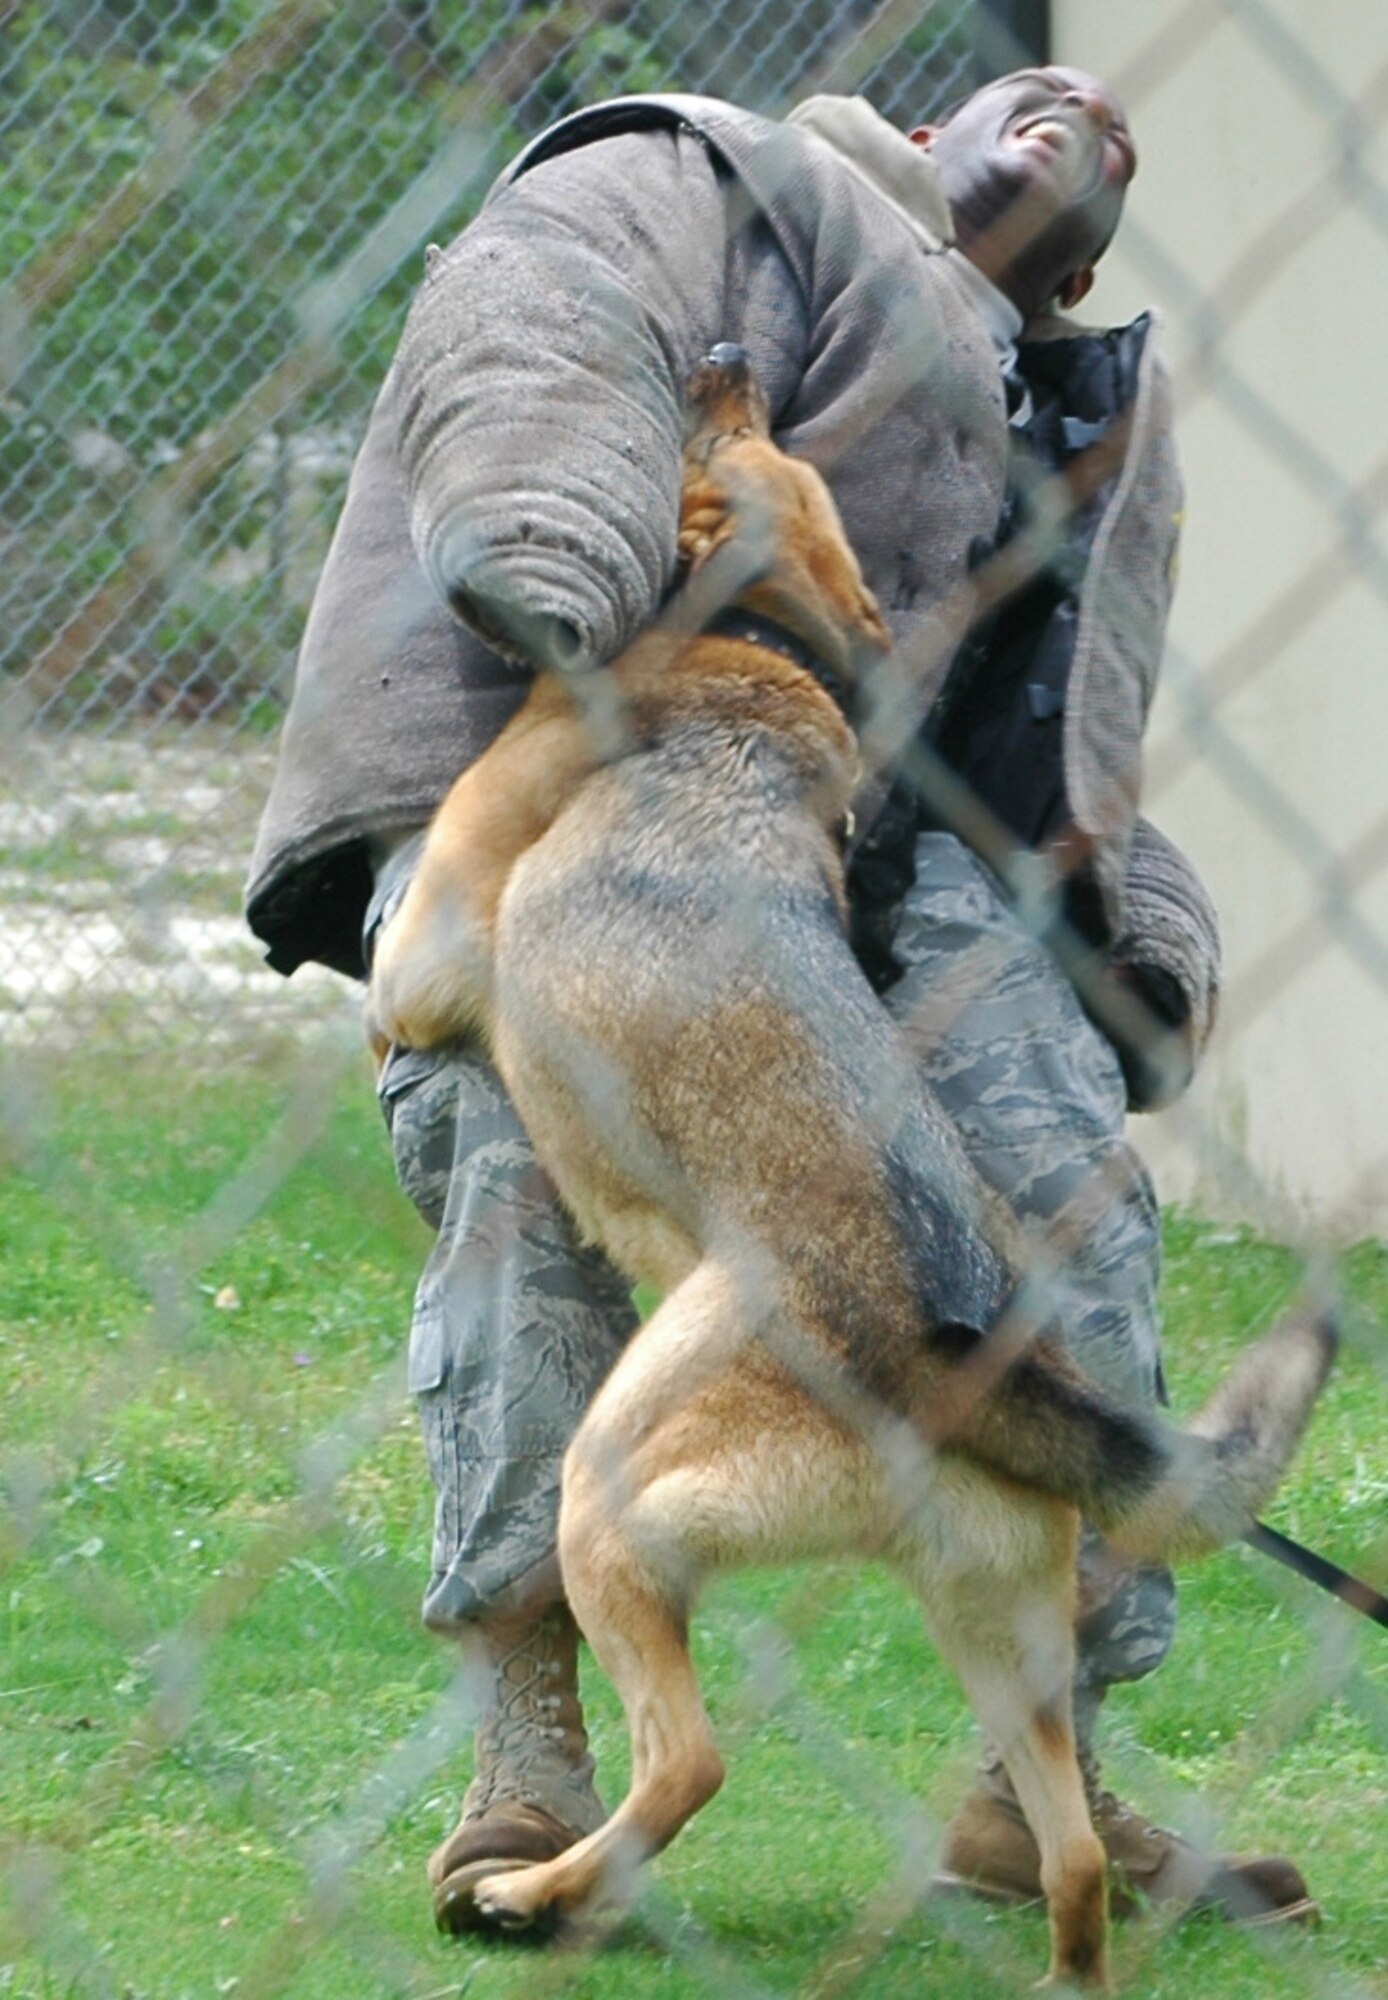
912, 67, 1137, 315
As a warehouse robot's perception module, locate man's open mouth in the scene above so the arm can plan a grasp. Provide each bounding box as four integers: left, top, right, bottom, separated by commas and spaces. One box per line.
1013, 115, 1075, 154
1012, 110, 1134, 185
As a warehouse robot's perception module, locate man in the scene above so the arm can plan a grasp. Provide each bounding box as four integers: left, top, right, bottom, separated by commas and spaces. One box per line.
246, 66, 1314, 1932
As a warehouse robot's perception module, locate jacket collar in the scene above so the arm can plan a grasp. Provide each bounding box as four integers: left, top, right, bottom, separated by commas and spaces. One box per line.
785, 94, 1024, 364
786, 95, 955, 249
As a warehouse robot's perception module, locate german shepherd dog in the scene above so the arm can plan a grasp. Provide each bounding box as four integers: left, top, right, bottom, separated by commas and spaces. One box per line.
370, 348, 1333, 1986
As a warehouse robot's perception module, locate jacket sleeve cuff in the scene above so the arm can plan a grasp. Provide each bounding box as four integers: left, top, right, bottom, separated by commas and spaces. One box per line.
1107, 814, 1221, 1110
394, 129, 730, 674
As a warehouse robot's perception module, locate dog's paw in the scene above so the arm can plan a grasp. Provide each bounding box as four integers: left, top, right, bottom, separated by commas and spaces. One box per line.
471, 1860, 629, 1946
472, 1861, 582, 1932
471, 1869, 552, 1933
677, 487, 738, 573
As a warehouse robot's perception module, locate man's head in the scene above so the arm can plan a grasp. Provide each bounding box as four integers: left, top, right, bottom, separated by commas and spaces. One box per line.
910, 67, 1137, 319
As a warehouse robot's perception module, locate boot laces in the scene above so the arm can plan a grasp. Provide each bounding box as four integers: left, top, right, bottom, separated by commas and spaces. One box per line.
1078, 1746, 1161, 1841
984, 1741, 1161, 1843
468, 1616, 595, 1816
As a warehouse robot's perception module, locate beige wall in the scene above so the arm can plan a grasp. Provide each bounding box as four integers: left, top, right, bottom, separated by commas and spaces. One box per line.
1052, 0, 1388, 1243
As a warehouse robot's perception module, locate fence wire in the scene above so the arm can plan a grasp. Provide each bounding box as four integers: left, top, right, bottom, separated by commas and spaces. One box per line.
2, 1, 1387, 1997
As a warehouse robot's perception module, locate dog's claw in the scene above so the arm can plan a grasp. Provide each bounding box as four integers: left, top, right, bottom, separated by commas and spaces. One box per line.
486, 1907, 533, 1933
473, 1879, 540, 1932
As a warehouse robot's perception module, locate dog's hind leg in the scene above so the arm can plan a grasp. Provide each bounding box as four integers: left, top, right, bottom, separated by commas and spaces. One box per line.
469, 1267, 742, 1933
988, 1695, 1108, 1991
897, 1493, 1110, 1989
470, 1451, 724, 1933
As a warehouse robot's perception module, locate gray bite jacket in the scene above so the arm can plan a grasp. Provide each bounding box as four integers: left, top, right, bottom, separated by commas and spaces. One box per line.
246, 94, 1218, 1079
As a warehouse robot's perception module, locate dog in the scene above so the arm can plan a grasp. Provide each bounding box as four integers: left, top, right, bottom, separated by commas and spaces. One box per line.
369, 346, 1333, 1987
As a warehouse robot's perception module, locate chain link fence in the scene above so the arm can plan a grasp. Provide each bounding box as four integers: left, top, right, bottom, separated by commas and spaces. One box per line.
0, 0, 1028, 1047
3, 1, 1387, 1996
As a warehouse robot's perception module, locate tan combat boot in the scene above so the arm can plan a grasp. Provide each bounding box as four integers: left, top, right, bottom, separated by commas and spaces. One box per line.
933, 1749, 1318, 1926
429, 1603, 605, 1935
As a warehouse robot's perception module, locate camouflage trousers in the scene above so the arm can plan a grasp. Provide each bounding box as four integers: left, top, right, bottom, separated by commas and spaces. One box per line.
371, 830, 1175, 1721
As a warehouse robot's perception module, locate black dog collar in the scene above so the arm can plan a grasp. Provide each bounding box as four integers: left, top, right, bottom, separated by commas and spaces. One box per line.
703, 607, 853, 719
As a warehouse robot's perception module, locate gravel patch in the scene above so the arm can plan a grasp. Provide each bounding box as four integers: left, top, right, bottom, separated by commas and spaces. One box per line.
2, 729, 360, 1049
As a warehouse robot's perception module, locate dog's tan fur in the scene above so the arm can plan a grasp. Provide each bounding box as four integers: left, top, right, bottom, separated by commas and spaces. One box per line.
371, 354, 1332, 1986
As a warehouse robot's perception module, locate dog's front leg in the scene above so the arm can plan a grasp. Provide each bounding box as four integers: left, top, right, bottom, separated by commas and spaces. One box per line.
370, 676, 604, 1052
369, 854, 494, 1052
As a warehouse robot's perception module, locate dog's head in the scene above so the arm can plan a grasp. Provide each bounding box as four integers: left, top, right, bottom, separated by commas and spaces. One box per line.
677, 345, 890, 686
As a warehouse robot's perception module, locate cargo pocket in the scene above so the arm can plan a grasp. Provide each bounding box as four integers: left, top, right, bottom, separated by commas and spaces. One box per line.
377, 1043, 460, 1233
408, 1283, 459, 1582
376, 1041, 451, 1127
408, 1293, 447, 1397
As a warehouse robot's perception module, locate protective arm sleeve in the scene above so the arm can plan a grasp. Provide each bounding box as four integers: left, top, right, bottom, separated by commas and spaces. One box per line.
392, 129, 731, 673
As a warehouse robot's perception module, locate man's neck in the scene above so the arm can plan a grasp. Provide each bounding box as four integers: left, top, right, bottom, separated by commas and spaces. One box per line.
946, 246, 1024, 358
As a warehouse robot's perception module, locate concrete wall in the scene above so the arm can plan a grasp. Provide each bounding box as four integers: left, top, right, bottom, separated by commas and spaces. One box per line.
1051, 0, 1388, 1243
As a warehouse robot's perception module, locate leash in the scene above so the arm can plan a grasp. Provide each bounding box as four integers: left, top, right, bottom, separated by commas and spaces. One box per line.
1245, 1519, 1388, 1629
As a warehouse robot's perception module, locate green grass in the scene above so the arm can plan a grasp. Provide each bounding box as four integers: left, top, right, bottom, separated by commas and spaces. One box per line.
1, 1047, 1386, 1999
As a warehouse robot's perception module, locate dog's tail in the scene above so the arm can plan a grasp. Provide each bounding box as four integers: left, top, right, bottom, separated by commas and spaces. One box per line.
1110, 1302, 1337, 1559
928, 1300, 1337, 1562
